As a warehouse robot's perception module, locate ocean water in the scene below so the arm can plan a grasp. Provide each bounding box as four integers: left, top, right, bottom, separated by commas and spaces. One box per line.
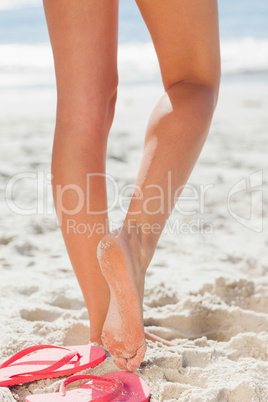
0, 0, 267, 87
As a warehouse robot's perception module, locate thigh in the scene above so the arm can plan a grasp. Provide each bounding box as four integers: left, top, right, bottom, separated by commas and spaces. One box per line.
135, 0, 221, 91
43, 0, 119, 107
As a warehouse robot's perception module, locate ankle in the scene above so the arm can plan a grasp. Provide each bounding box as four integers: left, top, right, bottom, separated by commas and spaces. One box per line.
90, 334, 103, 345
120, 222, 153, 272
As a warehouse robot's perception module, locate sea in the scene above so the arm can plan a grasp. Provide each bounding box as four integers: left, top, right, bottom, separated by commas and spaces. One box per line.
0, 0, 267, 89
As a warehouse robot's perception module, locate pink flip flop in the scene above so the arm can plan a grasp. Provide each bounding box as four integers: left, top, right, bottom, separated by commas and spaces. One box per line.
25, 372, 150, 401
0, 345, 106, 387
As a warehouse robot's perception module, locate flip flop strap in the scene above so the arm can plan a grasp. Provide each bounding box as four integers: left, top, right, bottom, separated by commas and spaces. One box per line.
0, 345, 81, 379
60, 375, 124, 400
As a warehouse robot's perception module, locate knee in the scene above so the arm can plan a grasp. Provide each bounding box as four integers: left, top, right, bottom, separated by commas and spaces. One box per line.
165, 78, 219, 127
169, 78, 219, 110
146, 79, 219, 145
164, 54, 221, 111
56, 82, 118, 135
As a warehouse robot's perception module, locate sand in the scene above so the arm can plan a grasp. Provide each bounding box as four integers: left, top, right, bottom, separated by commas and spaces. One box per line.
0, 76, 268, 401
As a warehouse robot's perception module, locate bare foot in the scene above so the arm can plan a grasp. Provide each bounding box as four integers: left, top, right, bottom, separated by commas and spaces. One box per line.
91, 332, 173, 347
97, 228, 146, 371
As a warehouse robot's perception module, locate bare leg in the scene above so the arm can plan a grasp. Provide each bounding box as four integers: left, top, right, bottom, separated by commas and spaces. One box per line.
43, 0, 174, 348
43, 0, 119, 344
98, 0, 221, 370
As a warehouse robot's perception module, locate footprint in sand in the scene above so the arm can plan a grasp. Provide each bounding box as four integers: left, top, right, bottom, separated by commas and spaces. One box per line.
14, 241, 37, 257
49, 293, 85, 311
18, 286, 39, 296
63, 322, 90, 346
20, 307, 61, 322
144, 278, 268, 342
144, 283, 178, 308
0, 236, 14, 245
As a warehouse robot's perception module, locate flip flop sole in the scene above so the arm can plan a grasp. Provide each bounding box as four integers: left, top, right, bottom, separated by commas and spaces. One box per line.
103, 372, 150, 402
26, 383, 118, 402
0, 345, 106, 387
25, 372, 150, 402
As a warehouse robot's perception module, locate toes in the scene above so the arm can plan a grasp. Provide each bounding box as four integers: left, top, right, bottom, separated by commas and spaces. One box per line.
144, 331, 174, 346
113, 357, 128, 370
126, 342, 147, 371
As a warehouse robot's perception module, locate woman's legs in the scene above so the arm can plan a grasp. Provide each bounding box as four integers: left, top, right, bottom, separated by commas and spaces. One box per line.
42, 0, 119, 343
97, 0, 221, 369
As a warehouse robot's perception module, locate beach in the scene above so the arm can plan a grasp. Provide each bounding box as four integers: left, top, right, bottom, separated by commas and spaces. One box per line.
1, 1, 268, 400
0, 72, 268, 401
